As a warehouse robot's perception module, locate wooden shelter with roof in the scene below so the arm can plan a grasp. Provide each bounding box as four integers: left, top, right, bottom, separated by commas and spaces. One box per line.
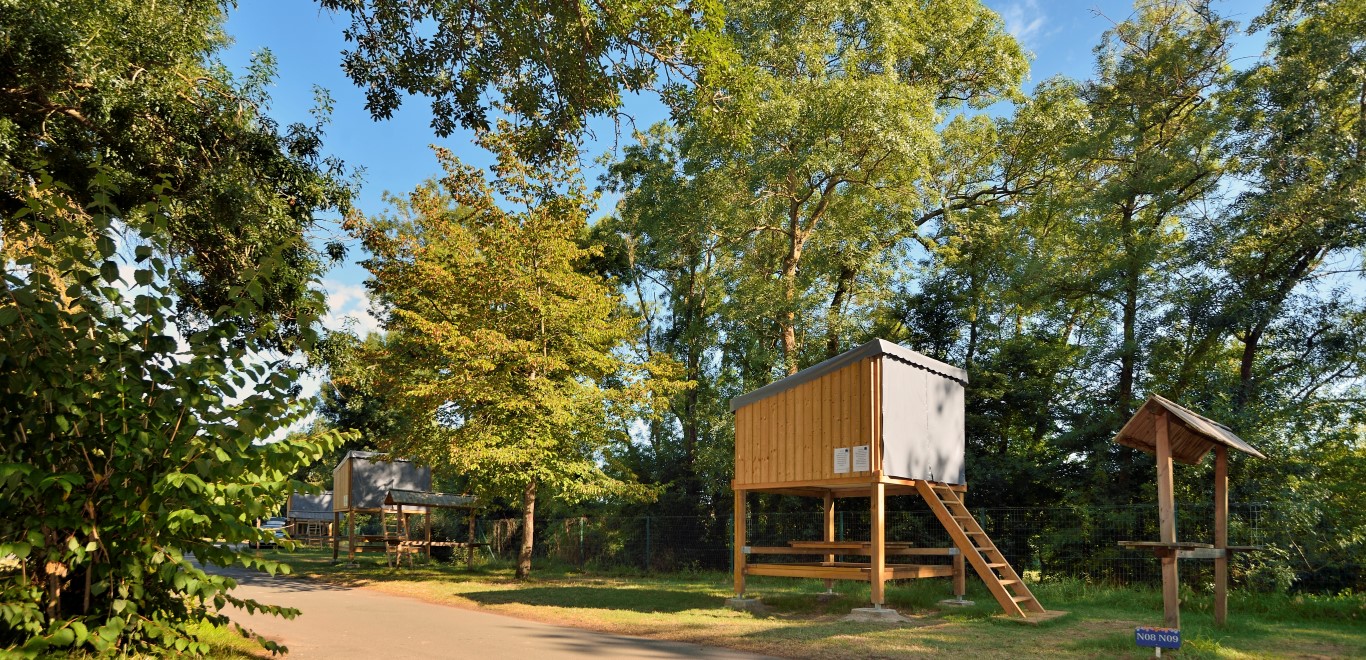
729, 339, 1047, 619
329, 451, 482, 566
1114, 395, 1266, 627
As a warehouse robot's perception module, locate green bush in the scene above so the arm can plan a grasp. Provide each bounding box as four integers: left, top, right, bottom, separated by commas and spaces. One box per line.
0, 173, 341, 656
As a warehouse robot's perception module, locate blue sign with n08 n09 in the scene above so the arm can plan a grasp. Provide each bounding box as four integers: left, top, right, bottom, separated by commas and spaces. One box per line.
1135, 626, 1181, 649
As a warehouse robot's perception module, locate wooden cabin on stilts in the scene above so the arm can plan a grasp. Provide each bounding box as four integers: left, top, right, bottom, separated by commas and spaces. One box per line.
728, 339, 1048, 619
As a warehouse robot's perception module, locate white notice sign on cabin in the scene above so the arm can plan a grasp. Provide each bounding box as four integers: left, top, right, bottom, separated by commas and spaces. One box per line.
833, 447, 851, 474
852, 445, 870, 472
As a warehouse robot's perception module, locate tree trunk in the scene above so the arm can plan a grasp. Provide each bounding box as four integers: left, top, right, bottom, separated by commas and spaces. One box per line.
826, 265, 855, 359
517, 478, 536, 580
1117, 206, 1139, 420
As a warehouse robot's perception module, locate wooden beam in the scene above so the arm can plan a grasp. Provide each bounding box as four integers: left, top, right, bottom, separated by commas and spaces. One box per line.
467, 508, 476, 569
823, 491, 835, 592
1155, 409, 1180, 628
332, 511, 340, 562
745, 545, 956, 556
870, 482, 886, 606
734, 490, 747, 597
1214, 444, 1229, 626
347, 510, 356, 563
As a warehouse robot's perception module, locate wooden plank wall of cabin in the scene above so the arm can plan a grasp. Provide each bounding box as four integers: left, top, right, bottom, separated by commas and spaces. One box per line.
332, 459, 351, 511
733, 360, 878, 486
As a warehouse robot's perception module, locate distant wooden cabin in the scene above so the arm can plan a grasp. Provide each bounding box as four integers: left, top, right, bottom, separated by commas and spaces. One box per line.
331, 451, 432, 562
286, 491, 334, 545
730, 339, 1046, 618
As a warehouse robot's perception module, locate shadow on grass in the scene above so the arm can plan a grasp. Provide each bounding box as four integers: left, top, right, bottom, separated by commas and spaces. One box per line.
461, 585, 723, 613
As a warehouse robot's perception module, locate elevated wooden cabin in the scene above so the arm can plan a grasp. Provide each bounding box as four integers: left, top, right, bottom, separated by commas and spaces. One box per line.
730, 339, 1046, 618
731, 339, 967, 494
332, 450, 431, 513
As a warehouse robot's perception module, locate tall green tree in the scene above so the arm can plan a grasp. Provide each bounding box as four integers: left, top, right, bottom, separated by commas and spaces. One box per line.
684, 0, 1027, 377
0, 0, 356, 352
316, 0, 724, 159
353, 129, 684, 578
1074, 0, 1234, 423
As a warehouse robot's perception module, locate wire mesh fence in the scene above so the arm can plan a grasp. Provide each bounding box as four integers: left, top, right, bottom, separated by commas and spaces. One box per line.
475, 502, 1299, 589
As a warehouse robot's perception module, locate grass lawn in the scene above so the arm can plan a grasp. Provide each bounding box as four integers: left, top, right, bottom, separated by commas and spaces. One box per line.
236, 548, 1363, 659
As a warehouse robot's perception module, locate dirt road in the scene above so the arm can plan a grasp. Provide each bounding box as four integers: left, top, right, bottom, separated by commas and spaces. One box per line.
215, 566, 777, 659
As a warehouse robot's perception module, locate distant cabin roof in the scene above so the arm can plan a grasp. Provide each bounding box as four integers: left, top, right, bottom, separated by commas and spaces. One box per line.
341, 450, 419, 463
287, 491, 334, 520
729, 339, 968, 412
1114, 395, 1266, 465
384, 489, 477, 509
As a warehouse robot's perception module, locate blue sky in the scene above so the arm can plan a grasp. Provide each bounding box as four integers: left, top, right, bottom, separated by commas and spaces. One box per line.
218, 0, 1270, 341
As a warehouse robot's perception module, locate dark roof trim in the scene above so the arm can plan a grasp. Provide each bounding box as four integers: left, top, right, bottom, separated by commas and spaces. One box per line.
343, 450, 420, 463
728, 339, 968, 412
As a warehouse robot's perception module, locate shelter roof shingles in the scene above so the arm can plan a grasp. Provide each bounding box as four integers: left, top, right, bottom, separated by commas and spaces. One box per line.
1114, 395, 1266, 465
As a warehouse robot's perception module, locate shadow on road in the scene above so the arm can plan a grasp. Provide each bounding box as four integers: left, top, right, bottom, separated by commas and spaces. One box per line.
199, 562, 352, 593
461, 586, 720, 613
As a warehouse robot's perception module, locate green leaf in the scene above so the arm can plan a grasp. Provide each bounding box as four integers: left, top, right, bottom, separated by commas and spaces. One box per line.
100, 261, 120, 284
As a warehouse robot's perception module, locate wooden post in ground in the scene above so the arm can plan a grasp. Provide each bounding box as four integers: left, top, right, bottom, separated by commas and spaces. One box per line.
733, 490, 747, 597
425, 510, 433, 560
1155, 409, 1180, 628
870, 482, 886, 606
467, 508, 476, 569
346, 510, 356, 563
1214, 445, 1229, 626
332, 511, 340, 561
954, 490, 966, 599
823, 492, 835, 592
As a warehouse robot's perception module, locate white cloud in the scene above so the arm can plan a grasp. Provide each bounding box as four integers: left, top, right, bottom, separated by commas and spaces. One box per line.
320, 279, 382, 336
999, 0, 1048, 49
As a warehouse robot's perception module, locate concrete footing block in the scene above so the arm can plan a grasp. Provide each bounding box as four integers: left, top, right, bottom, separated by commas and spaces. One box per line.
844, 607, 911, 623
938, 597, 976, 608
724, 597, 766, 613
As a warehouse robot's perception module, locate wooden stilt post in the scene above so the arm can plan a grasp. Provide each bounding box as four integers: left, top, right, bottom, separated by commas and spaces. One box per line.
823, 491, 835, 593
1155, 410, 1180, 628
332, 511, 340, 562
426, 511, 433, 560
953, 552, 966, 600
1214, 445, 1229, 626
954, 490, 966, 599
347, 510, 356, 563
467, 508, 476, 569
870, 482, 886, 607
733, 489, 747, 597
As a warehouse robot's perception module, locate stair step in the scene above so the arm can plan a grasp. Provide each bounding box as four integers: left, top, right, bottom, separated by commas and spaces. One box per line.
1012, 596, 1035, 603
999, 580, 1019, 586
986, 563, 1007, 568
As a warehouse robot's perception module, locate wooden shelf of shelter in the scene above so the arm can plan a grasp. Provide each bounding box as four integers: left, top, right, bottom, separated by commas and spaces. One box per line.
745, 561, 956, 581
1119, 541, 1265, 560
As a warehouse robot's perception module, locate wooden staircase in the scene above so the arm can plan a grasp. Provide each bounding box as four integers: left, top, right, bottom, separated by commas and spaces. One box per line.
915, 481, 1045, 618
